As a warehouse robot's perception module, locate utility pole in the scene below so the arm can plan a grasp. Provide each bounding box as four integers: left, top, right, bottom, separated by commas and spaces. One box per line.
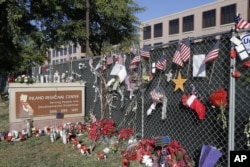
86, 0, 90, 57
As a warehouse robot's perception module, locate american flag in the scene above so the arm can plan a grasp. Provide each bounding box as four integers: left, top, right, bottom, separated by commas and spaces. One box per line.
106, 56, 113, 65
129, 64, 137, 69
140, 45, 150, 58
180, 38, 191, 62
156, 56, 167, 71
172, 43, 184, 67
202, 41, 220, 64
150, 87, 163, 104
235, 13, 250, 31
130, 54, 140, 64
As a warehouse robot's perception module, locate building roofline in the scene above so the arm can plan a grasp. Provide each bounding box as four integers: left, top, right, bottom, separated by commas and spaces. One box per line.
141, 0, 224, 24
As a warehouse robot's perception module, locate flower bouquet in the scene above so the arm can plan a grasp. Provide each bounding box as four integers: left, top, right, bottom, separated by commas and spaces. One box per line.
15, 75, 34, 84
209, 88, 228, 129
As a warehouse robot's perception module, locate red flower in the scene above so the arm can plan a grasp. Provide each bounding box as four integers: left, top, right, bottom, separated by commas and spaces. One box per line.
209, 88, 228, 108
209, 88, 228, 129
243, 60, 250, 68
122, 158, 130, 167
230, 48, 237, 59
232, 70, 241, 78
118, 128, 134, 140
88, 118, 117, 141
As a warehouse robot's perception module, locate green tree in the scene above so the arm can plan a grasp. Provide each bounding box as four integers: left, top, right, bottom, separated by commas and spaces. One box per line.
0, 0, 144, 73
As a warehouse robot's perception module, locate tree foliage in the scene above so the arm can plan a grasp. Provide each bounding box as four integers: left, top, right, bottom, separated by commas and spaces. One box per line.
0, 0, 144, 73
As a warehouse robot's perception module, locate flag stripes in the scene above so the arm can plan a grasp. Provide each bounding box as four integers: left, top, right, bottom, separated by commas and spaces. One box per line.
235, 13, 250, 31
172, 43, 184, 67
156, 56, 167, 71
202, 41, 220, 64
172, 38, 190, 67
140, 45, 150, 58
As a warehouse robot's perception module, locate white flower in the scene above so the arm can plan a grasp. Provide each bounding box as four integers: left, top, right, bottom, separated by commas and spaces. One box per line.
142, 155, 153, 167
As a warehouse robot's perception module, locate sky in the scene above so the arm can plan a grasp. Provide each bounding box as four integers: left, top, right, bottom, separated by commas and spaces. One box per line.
135, 0, 217, 22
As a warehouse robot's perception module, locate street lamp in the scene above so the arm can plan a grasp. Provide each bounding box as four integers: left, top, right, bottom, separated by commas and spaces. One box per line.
86, 0, 90, 57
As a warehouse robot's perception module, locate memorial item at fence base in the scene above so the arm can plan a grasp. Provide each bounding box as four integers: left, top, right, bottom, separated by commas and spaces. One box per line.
97, 151, 107, 160
209, 88, 228, 129
199, 145, 222, 167
244, 118, 250, 148
181, 94, 206, 120
118, 128, 134, 141
164, 140, 193, 167
152, 135, 171, 147
15, 75, 34, 84
172, 71, 187, 92
142, 155, 153, 167
122, 158, 130, 167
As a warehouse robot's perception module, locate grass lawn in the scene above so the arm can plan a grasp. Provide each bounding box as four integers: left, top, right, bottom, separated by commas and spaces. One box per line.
0, 102, 142, 167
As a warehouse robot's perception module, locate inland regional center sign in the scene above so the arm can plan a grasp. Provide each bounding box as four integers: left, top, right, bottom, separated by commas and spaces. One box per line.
16, 90, 82, 118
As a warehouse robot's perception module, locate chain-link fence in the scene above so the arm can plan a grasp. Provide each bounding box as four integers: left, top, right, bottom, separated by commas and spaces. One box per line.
32, 31, 250, 166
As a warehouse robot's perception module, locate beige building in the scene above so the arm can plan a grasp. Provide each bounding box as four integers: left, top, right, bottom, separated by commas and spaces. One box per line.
139, 0, 250, 47
47, 43, 86, 65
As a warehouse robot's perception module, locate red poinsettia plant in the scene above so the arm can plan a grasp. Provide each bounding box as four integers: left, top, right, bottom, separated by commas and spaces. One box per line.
136, 138, 155, 163
209, 88, 228, 129
88, 118, 116, 141
118, 128, 134, 141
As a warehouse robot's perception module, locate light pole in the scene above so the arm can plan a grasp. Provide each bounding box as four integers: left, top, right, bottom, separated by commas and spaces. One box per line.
86, 0, 90, 57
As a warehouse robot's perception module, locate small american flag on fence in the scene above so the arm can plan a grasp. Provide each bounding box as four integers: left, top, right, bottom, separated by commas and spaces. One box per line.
202, 41, 220, 64
140, 45, 150, 58
156, 56, 167, 71
172, 43, 183, 67
180, 38, 191, 62
235, 13, 250, 31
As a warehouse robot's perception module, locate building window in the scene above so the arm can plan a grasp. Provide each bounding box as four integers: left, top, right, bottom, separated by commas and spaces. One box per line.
154, 42, 162, 46
56, 50, 59, 57
64, 47, 67, 55
203, 9, 216, 28
143, 25, 151, 40
183, 15, 194, 32
53, 50, 56, 57
169, 19, 179, 35
73, 45, 77, 53
48, 50, 52, 58
68, 45, 72, 54
248, 0, 250, 23
221, 4, 236, 25
60, 48, 63, 56
154, 23, 163, 38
